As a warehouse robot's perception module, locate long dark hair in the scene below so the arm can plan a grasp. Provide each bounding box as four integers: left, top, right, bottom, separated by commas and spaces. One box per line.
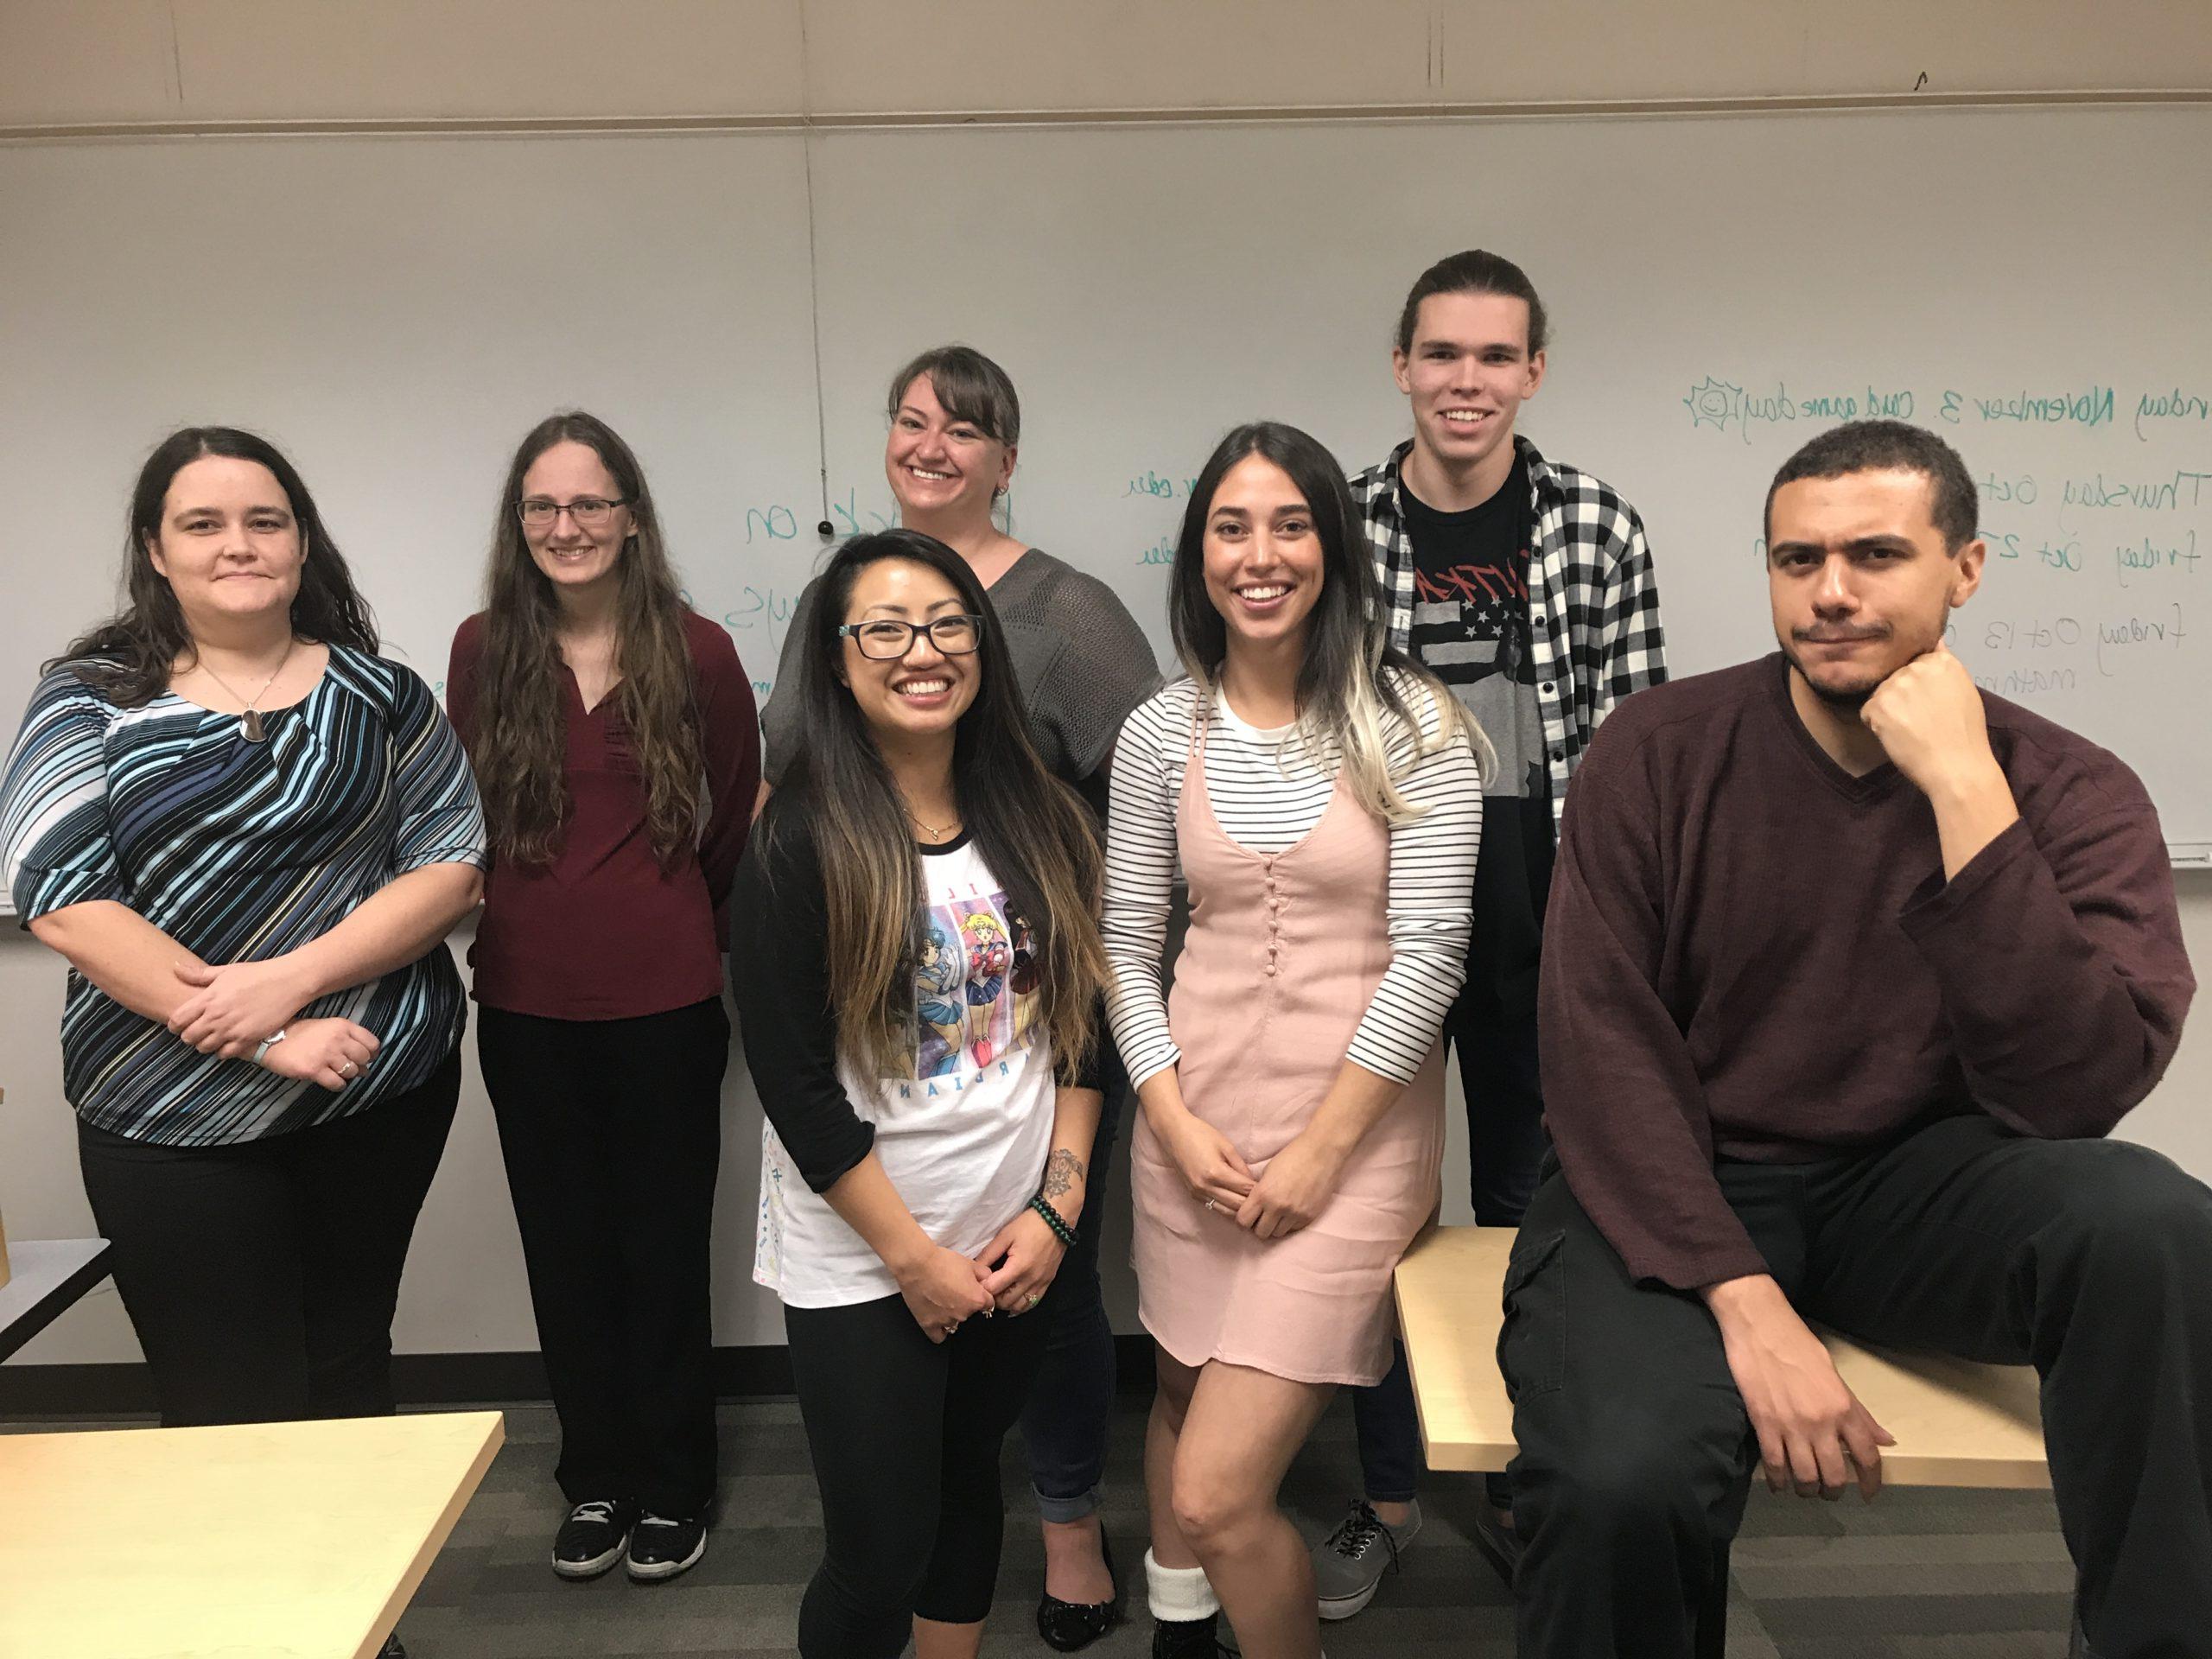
466, 411, 703, 868
1168, 421, 1482, 816
51, 427, 377, 704
762, 529, 1106, 1079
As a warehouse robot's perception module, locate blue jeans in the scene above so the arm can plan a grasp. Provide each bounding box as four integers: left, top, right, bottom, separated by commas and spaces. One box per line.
1351, 985, 1545, 1504
1018, 1039, 1128, 1523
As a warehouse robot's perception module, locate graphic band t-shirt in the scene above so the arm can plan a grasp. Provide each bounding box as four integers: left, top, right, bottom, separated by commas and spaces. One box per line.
1403, 455, 1555, 1011
748, 835, 1056, 1308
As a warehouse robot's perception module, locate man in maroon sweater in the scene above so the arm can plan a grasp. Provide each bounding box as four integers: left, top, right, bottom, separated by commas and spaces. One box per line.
1508, 419, 2206, 1658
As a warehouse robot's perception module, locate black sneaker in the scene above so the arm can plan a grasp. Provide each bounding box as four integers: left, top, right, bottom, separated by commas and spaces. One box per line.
626, 1511, 708, 1582
1152, 1612, 1229, 1658
552, 1498, 637, 1580
378, 1637, 405, 1659
1469, 1498, 1523, 1589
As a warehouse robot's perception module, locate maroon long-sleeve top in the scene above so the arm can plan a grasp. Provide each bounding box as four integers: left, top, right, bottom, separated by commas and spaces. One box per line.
446, 610, 760, 1020
1540, 654, 2194, 1291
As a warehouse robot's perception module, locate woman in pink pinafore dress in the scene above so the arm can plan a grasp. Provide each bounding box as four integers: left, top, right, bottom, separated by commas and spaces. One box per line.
1102, 423, 1484, 1658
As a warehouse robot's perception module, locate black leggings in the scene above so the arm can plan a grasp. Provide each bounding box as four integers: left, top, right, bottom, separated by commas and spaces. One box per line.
785, 1280, 1055, 1656
75, 1050, 461, 1427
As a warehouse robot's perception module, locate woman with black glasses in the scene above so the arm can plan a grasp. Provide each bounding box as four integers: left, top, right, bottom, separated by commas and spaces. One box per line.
446, 411, 760, 1585
761, 347, 1156, 1646
735, 528, 1109, 1658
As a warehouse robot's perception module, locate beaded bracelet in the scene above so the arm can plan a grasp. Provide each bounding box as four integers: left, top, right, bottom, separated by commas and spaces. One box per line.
1027, 1193, 1077, 1247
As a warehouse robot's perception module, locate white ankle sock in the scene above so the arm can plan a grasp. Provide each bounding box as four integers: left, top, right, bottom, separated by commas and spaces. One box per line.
1144, 1548, 1220, 1621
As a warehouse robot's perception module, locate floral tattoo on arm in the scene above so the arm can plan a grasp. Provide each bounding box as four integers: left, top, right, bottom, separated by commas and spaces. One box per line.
1042, 1147, 1086, 1205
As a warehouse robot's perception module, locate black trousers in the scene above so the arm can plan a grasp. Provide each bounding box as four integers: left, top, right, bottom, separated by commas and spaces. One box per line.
478, 997, 728, 1519
1503, 1115, 2212, 1659
75, 1049, 461, 1427
1351, 975, 1547, 1502
786, 1280, 1057, 1656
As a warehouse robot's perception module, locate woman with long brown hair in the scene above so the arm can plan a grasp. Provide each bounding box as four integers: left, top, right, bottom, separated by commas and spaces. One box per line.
1104, 423, 1484, 1657
762, 347, 1157, 1646
734, 528, 1109, 1659
444, 411, 760, 1584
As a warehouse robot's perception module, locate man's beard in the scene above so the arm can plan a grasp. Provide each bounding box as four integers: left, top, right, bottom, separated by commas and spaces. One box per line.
1782, 631, 1891, 714
1803, 672, 1877, 715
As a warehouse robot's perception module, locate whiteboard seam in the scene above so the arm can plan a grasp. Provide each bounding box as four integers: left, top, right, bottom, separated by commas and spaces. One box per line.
798, 0, 832, 531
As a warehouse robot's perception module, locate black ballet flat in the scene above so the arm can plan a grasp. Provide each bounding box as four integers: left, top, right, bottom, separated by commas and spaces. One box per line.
1036, 1531, 1125, 1652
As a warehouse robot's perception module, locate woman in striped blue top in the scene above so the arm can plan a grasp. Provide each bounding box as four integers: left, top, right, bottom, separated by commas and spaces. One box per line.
0, 428, 486, 1460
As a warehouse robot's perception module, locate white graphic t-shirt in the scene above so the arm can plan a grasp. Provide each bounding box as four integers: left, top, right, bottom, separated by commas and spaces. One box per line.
754, 838, 1056, 1308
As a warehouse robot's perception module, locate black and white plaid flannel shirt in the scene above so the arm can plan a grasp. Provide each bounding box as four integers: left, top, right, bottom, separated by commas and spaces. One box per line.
1351, 435, 1669, 832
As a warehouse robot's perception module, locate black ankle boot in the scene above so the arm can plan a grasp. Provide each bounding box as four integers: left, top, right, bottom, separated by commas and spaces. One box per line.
1152, 1611, 1224, 1658
1037, 1531, 1125, 1650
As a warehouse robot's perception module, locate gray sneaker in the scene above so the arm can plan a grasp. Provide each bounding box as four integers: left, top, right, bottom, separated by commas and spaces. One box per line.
1312, 1498, 1421, 1620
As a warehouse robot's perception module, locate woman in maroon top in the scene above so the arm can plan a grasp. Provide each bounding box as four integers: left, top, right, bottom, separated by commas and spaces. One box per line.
446, 411, 759, 1586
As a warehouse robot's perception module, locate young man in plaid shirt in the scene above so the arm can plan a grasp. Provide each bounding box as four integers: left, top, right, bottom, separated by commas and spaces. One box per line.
1312, 249, 1669, 1620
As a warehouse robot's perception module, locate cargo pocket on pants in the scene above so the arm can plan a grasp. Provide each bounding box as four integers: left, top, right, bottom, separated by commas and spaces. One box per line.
1496, 1227, 1567, 1402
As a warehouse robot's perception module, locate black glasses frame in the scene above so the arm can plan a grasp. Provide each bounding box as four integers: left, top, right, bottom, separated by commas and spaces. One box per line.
835, 614, 986, 659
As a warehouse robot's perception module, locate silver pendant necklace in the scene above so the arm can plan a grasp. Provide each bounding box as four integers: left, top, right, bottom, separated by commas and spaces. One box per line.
194, 637, 297, 744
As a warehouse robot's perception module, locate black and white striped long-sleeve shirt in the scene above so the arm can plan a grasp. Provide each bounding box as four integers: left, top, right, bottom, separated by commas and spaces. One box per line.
1102, 676, 1482, 1090
1, 648, 486, 1146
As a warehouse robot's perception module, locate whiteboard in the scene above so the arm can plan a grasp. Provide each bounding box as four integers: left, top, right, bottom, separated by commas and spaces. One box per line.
0, 132, 821, 719
2, 109, 2207, 862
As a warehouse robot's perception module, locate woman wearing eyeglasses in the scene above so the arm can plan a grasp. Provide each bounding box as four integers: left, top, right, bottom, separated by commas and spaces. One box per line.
444, 411, 760, 1585
761, 346, 1156, 1647
734, 528, 1109, 1659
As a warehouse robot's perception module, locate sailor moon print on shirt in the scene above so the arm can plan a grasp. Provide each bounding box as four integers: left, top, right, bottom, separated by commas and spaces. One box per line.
912, 874, 1039, 1079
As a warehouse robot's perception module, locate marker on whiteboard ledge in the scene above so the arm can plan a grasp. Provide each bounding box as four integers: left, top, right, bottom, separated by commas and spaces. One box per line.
2171, 847, 2212, 867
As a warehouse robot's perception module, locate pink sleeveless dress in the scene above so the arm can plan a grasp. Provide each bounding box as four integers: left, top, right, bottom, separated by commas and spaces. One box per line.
1129, 714, 1446, 1387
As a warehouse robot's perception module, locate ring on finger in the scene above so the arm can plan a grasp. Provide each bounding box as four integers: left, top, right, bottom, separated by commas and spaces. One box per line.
1023, 1292, 1042, 1309
340, 1060, 358, 1078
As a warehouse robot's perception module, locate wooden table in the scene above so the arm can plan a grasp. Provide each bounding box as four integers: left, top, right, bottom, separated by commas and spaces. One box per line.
1395, 1224, 2050, 1486
0, 1408, 505, 1659
0, 1237, 114, 1363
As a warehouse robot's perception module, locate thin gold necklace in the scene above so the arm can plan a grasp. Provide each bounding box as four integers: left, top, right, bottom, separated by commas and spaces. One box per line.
193, 636, 298, 743
907, 805, 962, 842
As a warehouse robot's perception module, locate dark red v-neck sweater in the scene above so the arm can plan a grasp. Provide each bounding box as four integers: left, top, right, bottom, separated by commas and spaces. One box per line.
446, 610, 760, 1020
1540, 654, 2194, 1291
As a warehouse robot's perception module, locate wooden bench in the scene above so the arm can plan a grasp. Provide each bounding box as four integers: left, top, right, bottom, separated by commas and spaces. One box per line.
1394, 1225, 2049, 1651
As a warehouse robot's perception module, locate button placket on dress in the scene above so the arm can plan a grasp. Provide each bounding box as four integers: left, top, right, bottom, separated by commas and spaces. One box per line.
1134, 683, 1446, 1388
1263, 854, 1282, 976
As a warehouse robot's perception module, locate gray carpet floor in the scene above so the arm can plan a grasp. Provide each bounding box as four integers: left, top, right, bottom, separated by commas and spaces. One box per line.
384, 1395, 2075, 1657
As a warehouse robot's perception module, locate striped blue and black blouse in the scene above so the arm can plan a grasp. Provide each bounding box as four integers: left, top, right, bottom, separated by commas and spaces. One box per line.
0, 646, 487, 1147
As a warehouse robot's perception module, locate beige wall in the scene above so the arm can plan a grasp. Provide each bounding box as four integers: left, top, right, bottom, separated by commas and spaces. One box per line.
3, 0, 2209, 133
